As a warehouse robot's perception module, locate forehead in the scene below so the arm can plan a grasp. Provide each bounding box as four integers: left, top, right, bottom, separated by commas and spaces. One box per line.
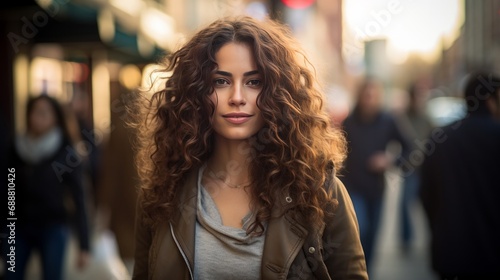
215, 42, 257, 69
32, 99, 52, 110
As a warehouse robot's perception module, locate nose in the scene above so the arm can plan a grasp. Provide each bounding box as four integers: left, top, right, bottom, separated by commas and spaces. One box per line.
228, 84, 246, 106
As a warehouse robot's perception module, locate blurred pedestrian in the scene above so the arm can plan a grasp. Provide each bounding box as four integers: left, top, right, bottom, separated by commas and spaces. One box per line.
2, 95, 90, 280
132, 16, 367, 279
341, 78, 411, 271
420, 71, 500, 279
397, 81, 433, 252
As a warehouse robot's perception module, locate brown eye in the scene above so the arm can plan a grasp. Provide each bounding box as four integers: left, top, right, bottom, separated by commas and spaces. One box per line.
246, 79, 262, 87
213, 78, 229, 86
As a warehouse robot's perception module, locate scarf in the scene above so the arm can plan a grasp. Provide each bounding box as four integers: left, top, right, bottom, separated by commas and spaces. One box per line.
15, 127, 63, 164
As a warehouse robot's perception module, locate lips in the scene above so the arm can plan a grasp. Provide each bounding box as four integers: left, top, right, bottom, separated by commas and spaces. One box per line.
222, 112, 253, 124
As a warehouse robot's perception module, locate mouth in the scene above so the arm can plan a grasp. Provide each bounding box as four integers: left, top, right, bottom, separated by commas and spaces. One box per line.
223, 113, 253, 118
222, 113, 253, 124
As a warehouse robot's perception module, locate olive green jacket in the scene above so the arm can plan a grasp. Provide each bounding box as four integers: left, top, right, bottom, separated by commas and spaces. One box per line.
133, 168, 368, 280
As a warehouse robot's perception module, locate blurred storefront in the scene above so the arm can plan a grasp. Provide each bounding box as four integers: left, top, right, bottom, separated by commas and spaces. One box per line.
437, 0, 500, 93
0, 0, 176, 135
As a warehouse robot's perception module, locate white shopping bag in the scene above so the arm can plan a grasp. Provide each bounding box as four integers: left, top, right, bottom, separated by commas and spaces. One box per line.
66, 230, 131, 280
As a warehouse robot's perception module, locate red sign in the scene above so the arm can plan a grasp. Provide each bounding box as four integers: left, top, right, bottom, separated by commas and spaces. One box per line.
281, 0, 315, 9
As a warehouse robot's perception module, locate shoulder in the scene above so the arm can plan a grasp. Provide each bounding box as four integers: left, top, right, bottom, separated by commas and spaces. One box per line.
321, 163, 352, 216
441, 116, 500, 138
342, 114, 356, 127
378, 111, 398, 125
327, 177, 351, 209
323, 162, 344, 196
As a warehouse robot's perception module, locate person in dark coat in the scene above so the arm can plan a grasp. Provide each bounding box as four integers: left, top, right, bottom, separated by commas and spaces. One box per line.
2, 95, 90, 280
420, 71, 500, 279
341, 78, 411, 270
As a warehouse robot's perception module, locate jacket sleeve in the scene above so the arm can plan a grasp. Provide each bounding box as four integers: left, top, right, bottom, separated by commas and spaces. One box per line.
323, 177, 368, 279
419, 146, 438, 230
133, 197, 152, 280
390, 115, 413, 168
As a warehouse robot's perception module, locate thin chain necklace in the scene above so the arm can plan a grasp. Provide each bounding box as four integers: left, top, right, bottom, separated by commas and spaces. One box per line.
207, 166, 250, 189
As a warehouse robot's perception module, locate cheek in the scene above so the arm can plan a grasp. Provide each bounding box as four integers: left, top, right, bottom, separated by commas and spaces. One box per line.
46, 114, 56, 127
28, 114, 38, 129
32, 112, 56, 130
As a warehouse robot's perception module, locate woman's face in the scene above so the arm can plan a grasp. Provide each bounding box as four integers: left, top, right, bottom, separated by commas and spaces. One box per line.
29, 98, 57, 137
209, 42, 265, 141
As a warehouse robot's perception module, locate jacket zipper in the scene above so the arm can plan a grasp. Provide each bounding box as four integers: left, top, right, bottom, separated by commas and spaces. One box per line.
170, 223, 194, 280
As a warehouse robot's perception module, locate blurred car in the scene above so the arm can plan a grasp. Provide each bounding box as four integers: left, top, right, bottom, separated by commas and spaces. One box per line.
425, 96, 467, 127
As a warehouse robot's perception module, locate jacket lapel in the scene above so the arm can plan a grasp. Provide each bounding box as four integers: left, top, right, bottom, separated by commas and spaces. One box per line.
170, 168, 199, 273
261, 207, 308, 279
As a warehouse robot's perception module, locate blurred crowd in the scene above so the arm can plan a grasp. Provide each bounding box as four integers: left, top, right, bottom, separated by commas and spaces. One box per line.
339, 71, 500, 279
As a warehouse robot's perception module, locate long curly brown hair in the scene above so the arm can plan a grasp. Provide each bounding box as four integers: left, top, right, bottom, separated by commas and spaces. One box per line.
131, 16, 346, 233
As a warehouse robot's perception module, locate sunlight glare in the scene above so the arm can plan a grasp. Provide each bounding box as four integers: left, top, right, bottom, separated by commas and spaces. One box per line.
344, 0, 464, 63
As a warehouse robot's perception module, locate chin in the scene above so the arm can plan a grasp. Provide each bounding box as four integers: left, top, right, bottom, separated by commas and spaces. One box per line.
221, 134, 254, 141
216, 129, 261, 141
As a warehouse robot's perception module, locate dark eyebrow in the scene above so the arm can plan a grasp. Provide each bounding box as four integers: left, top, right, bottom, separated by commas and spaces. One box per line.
214, 70, 259, 77
244, 70, 259, 77
215, 70, 231, 77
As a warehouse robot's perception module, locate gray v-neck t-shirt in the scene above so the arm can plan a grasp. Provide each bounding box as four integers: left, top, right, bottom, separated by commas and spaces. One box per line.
194, 166, 265, 280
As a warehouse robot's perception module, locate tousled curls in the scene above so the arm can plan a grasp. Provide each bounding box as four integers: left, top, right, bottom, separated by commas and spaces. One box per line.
131, 16, 347, 233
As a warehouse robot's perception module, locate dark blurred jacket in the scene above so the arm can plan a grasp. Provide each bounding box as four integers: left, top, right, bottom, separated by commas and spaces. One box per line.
9, 140, 90, 251
420, 114, 500, 277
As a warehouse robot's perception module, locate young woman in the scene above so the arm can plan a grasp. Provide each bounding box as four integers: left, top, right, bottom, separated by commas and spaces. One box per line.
5, 95, 89, 280
132, 16, 367, 280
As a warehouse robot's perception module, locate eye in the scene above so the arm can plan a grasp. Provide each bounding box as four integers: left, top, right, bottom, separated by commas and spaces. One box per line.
246, 79, 262, 87
213, 78, 229, 86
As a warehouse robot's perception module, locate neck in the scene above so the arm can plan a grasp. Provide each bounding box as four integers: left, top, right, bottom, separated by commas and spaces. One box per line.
207, 135, 253, 185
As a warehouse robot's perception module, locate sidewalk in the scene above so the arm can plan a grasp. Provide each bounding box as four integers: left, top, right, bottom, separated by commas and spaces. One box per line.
371, 172, 437, 280
5, 231, 132, 280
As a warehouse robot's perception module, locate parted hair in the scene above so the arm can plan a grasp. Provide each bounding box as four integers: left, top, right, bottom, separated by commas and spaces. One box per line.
131, 16, 347, 234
